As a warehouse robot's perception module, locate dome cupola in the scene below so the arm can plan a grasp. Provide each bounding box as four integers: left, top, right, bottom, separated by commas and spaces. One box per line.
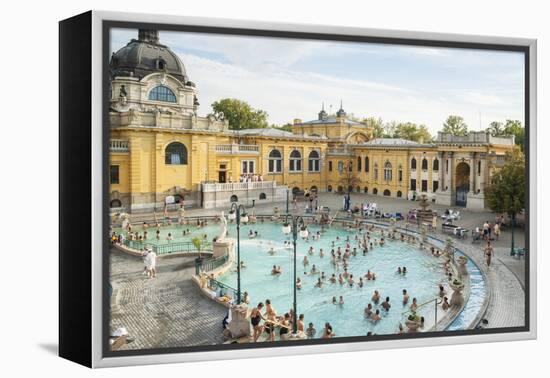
110, 29, 189, 85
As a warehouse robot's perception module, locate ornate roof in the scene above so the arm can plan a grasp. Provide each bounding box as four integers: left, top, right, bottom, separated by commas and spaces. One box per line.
110, 29, 190, 84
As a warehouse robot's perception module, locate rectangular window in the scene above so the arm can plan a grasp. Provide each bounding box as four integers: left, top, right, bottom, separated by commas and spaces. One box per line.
398, 170, 403, 182
338, 161, 344, 174
308, 159, 320, 172
433, 180, 439, 193
421, 180, 428, 192
110, 165, 120, 184
410, 179, 416, 191
329, 161, 333, 172
268, 159, 282, 173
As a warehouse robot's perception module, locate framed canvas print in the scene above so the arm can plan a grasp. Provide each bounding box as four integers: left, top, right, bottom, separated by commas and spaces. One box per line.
59, 10, 537, 368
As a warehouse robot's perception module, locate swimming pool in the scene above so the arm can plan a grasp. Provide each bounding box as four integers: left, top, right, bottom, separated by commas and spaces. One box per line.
217, 222, 453, 337
114, 219, 486, 336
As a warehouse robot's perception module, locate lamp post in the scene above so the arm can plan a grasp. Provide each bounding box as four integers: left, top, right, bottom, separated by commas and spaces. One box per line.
228, 202, 248, 304
281, 213, 308, 335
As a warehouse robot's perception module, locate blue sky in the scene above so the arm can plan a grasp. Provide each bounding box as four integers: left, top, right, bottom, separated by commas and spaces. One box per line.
110, 28, 524, 134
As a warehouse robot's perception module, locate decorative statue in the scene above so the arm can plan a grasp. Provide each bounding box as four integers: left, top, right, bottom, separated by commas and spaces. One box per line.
118, 85, 127, 105
217, 211, 228, 242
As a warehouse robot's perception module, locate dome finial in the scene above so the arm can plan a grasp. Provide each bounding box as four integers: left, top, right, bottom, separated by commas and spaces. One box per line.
336, 99, 346, 117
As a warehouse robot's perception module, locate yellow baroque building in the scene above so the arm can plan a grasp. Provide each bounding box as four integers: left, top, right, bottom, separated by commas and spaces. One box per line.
108, 29, 514, 213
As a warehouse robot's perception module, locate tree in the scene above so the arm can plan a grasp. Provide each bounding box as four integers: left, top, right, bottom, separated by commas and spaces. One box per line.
191, 236, 203, 258
362, 117, 386, 138
211, 98, 269, 130
271, 123, 293, 132
393, 122, 433, 142
503, 119, 525, 152
442, 115, 468, 136
486, 121, 505, 136
484, 149, 525, 255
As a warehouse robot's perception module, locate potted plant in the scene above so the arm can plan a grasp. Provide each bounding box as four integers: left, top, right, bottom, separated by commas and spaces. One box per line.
192, 236, 203, 259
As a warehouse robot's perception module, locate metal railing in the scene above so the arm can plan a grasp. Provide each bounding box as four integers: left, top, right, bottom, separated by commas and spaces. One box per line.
122, 239, 212, 256
205, 276, 241, 302
196, 253, 229, 273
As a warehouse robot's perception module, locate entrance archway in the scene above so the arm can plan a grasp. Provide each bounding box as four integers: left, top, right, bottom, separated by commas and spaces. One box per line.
455, 162, 470, 207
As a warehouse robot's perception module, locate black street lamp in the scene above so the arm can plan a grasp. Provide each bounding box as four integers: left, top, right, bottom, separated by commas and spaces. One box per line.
281, 214, 308, 335
286, 188, 290, 213
228, 202, 248, 304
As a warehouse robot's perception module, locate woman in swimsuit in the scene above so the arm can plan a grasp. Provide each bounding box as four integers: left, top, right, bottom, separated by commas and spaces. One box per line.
279, 313, 291, 340
250, 302, 265, 342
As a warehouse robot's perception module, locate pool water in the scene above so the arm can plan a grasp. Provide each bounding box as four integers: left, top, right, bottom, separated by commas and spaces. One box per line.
217, 222, 450, 337
114, 220, 486, 336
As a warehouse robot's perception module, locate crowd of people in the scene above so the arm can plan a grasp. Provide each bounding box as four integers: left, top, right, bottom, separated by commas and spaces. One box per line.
229, 173, 264, 183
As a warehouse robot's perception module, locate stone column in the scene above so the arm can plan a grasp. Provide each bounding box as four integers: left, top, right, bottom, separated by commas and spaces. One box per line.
439, 152, 445, 190
448, 152, 454, 193
479, 153, 487, 194
469, 152, 475, 194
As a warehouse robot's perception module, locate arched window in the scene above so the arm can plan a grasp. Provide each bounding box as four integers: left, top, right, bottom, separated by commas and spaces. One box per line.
421, 157, 428, 171
289, 150, 302, 172
292, 187, 301, 194
349, 161, 353, 172
357, 156, 362, 172
268, 149, 282, 173
364, 187, 368, 193
308, 150, 320, 172
148, 85, 177, 102
230, 195, 238, 203
365, 156, 369, 172
259, 193, 267, 200
356, 186, 361, 193
110, 199, 122, 208
165, 142, 188, 165
433, 158, 439, 171
397, 190, 402, 198
383, 161, 392, 181
411, 157, 417, 170
374, 163, 379, 180
383, 189, 391, 196
327, 185, 333, 192
373, 188, 378, 195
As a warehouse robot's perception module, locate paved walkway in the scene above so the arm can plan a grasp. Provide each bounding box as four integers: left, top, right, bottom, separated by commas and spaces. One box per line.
109, 249, 227, 350
452, 241, 525, 328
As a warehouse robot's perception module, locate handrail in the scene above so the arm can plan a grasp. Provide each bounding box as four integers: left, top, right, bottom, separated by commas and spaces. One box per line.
121, 238, 212, 256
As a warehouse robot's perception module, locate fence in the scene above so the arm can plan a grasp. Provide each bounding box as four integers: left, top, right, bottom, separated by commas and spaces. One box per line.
122, 239, 212, 256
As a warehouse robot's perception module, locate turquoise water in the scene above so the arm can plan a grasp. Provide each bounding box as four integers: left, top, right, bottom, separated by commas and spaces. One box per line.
447, 253, 487, 330
217, 222, 450, 337
114, 220, 486, 336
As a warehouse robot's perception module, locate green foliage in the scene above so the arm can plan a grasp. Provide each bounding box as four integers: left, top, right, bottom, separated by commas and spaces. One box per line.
362, 117, 386, 138
211, 98, 269, 130
271, 123, 293, 132
191, 237, 202, 254
361, 118, 432, 142
393, 122, 432, 142
442, 115, 468, 136
338, 160, 361, 193
503, 120, 525, 151
484, 150, 525, 217
486, 121, 505, 136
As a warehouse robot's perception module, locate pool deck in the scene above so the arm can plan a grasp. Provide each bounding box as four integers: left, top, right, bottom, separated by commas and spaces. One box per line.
109, 193, 526, 348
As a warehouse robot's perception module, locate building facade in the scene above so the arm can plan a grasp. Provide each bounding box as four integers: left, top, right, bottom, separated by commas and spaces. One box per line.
108, 30, 514, 212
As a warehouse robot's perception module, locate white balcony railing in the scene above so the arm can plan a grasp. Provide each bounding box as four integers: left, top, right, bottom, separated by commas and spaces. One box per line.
215, 144, 259, 154
110, 139, 129, 152
202, 181, 276, 192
